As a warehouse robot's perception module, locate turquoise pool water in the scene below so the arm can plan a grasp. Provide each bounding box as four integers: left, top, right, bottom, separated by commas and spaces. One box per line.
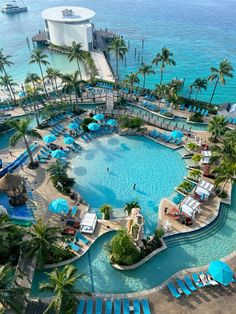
68, 134, 187, 235
32, 185, 236, 295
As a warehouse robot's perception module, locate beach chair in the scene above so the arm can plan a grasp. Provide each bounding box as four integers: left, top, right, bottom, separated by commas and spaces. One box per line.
176, 278, 191, 296
193, 106, 196, 112
95, 298, 102, 314
114, 299, 121, 314
192, 273, 204, 288
201, 108, 205, 115
133, 300, 140, 314
233, 117, 236, 125
167, 282, 182, 298
184, 276, 197, 291
188, 105, 192, 112
105, 300, 113, 314
196, 107, 201, 113
76, 232, 89, 245
141, 299, 151, 314
123, 299, 130, 314
204, 109, 209, 116
67, 242, 80, 252
86, 299, 93, 314
199, 272, 211, 286
77, 300, 85, 314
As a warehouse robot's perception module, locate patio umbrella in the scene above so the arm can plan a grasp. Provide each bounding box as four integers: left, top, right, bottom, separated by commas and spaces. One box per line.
48, 198, 69, 214
93, 113, 104, 121
43, 134, 57, 144
171, 130, 184, 138
0, 173, 23, 191
18, 91, 26, 97
208, 261, 234, 285
107, 119, 117, 127
88, 123, 100, 131
63, 137, 75, 145
68, 122, 79, 130
51, 150, 66, 159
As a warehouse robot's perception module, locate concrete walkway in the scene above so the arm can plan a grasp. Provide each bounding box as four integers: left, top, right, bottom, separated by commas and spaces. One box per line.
91, 51, 115, 82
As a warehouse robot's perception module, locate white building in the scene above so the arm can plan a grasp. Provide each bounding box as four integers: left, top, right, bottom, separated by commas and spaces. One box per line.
41, 6, 96, 51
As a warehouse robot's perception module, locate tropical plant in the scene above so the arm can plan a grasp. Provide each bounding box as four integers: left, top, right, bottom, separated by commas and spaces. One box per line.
152, 47, 176, 85
84, 53, 98, 85
186, 141, 199, 152
191, 78, 208, 101
189, 112, 203, 123
210, 135, 236, 165
61, 71, 83, 108
67, 42, 86, 80
40, 265, 85, 314
29, 49, 50, 96
191, 153, 202, 165
46, 67, 61, 94
118, 116, 143, 129
212, 162, 236, 195
99, 204, 113, 220
108, 228, 141, 265
81, 117, 96, 132
24, 85, 42, 127
108, 36, 128, 82
138, 63, 155, 89
208, 59, 234, 104
25, 73, 41, 90
0, 48, 16, 102
124, 201, 140, 216
0, 263, 26, 313
0, 74, 17, 103
188, 169, 202, 181
177, 181, 193, 194
7, 118, 42, 167
208, 116, 227, 142
124, 72, 140, 100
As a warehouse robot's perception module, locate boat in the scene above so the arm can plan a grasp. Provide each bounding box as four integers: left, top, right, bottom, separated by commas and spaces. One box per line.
1, 1, 27, 14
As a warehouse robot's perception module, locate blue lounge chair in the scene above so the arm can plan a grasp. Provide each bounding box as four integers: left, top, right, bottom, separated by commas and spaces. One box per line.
201, 108, 205, 115
192, 273, 203, 288
114, 299, 121, 314
86, 299, 93, 314
76, 232, 89, 245
167, 282, 182, 298
233, 117, 236, 125
184, 276, 197, 291
188, 105, 192, 112
176, 278, 191, 296
95, 298, 102, 314
67, 242, 80, 252
77, 300, 85, 314
123, 299, 130, 314
193, 106, 196, 112
141, 299, 151, 314
105, 300, 112, 314
133, 299, 140, 314
204, 109, 209, 116
196, 107, 201, 113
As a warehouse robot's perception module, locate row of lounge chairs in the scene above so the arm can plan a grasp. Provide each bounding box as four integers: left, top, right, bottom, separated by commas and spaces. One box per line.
77, 298, 151, 314
144, 94, 156, 101
224, 116, 236, 125
0, 105, 14, 111
187, 105, 209, 116
167, 271, 227, 298
50, 124, 65, 136
149, 129, 182, 145
96, 82, 114, 90
142, 101, 158, 111
81, 127, 115, 143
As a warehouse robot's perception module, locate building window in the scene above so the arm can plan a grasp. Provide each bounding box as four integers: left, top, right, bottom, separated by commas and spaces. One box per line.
88, 42, 93, 51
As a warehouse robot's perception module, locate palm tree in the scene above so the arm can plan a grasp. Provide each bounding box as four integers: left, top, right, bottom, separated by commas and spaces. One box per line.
188, 169, 202, 181
67, 42, 86, 80
20, 219, 62, 267
99, 204, 113, 220
178, 181, 193, 194
191, 153, 202, 165
46, 67, 61, 95
25, 73, 41, 91
108, 36, 128, 83
191, 78, 208, 101
47, 160, 70, 178
29, 49, 50, 96
186, 141, 199, 152
208, 116, 227, 142
0, 49, 17, 102
208, 59, 234, 104
152, 47, 176, 85
138, 64, 155, 89
124, 72, 140, 100
7, 118, 42, 166
124, 201, 140, 216
24, 85, 42, 127
210, 136, 236, 165
0, 263, 26, 313
0, 74, 17, 103
61, 71, 83, 108
212, 162, 236, 194
40, 265, 85, 314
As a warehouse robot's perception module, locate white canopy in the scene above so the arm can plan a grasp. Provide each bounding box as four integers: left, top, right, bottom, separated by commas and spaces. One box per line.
195, 186, 210, 198
202, 150, 212, 157
181, 196, 201, 218
80, 213, 97, 234
198, 180, 214, 192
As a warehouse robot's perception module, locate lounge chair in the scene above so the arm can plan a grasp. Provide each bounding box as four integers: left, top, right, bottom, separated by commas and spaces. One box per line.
204, 109, 209, 116
76, 232, 89, 245
167, 282, 182, 298
184, 276, 197, 291
86, 299, 93, 314
176, 278, 191, 296
133, 299, 140, 314
105, 300, 113, 314
193, 106, 196, 112
192, 273, 204, 288
188, 105, 192, 112
114, 299, 121, 314
95, 298, 102, 314
123, 299, 130, 314
199, 272, 211, 286
67, 242, 80, 252
77, 300, 85, 314
141, 299, 151, 314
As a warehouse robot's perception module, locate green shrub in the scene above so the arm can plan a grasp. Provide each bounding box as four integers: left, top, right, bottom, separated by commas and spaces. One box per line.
119, 116, 143, 129
163, 111, 174, 118
154, 229, 164, 239
189, 112, 203, 123
99, 204, 113, 220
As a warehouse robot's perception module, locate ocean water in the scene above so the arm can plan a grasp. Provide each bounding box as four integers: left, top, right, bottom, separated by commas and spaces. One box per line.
0, 0, 235, 103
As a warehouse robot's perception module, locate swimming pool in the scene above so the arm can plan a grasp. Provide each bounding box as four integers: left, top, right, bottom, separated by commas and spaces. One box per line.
31, 185, 236, 295
68, 134, 187, 235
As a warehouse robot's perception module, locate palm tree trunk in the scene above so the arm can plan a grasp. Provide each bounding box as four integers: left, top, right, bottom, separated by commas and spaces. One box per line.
33, 104, 40, 127
129, 85, 133, 101
39, 63, 48, 97
209, 77, 219, 104
220, 179, 228, 194
115, 52, 119, 84
188, 88, 193, 99
23, 135, 34, 165
143, 74, 146, 89
195, 90, 199, 101
160, 69, 164, 85
2, 67, 17, 104
77, 59, 82, 80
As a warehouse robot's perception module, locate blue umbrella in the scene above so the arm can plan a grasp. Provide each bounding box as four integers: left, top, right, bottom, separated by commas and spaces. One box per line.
88, 123, 100, 131
107, 119, 117, 127
63, 137, 75, 145
48, 198, 69, 214
43, 134, 57, 144
18, 91, 26, 97
93, 113, 104, 121
208, 261, 234, 285
51, 149, 66, 159
68, 122, 79, 130
171, 130, 184, 138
